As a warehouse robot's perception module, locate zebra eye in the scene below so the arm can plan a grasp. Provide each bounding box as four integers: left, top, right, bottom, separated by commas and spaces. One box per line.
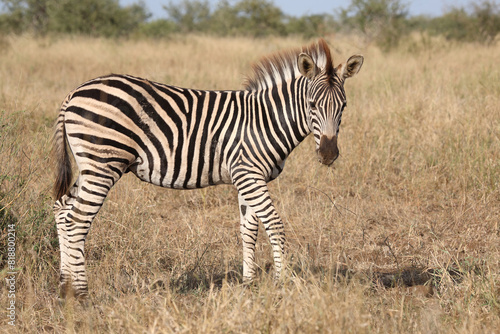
309, 101, 317, 110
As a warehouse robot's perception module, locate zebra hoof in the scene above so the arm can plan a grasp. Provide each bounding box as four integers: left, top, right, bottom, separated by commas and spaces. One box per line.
60, 282, 89, 303
242, 276, 255, 285
57, 296, 91, 308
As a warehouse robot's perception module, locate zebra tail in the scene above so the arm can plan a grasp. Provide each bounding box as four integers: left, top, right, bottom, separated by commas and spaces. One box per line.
53, 107, 72, 200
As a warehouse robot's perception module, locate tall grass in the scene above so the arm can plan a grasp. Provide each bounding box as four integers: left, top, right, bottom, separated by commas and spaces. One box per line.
0, 34, 499, 333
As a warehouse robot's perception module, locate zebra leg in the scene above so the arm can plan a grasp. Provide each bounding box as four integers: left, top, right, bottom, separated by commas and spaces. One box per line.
235, 175, 285, 280
54, 174, 114, 299
238, 193, 259, 282
54, 181, 80, 298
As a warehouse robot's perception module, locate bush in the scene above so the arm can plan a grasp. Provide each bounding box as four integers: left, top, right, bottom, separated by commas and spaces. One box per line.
136, 19, 178, 38
222, 0, 286, 37
286, 14, 338, 38
339, 0, 409, 51
163, 0, 211, 33
163, 0, 287, 37
0, 0, 150, 36
472, 0, 500, 44
426, 1, 500, 45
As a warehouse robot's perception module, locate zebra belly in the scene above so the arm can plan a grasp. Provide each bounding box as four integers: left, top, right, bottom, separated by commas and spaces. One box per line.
269, 160, 286, 181
130, 143, 233, 190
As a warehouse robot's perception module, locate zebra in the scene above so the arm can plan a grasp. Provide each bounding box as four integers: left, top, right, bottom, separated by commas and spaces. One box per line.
53, 39, 363, 299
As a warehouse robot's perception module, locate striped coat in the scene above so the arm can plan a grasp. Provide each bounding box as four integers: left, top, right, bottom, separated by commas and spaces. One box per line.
53, 39, 363, 298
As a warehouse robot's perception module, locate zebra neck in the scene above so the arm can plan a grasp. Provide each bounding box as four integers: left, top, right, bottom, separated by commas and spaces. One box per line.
249, 78, 311, 152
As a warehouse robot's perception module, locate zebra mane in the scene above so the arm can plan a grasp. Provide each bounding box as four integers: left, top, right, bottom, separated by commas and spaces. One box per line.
243, 39, 333, 91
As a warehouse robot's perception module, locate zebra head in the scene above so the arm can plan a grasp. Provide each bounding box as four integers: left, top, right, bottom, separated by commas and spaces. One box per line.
298, 52, 363, 166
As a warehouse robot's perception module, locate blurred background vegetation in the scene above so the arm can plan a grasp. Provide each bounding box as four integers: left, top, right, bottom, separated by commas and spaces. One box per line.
0, 0, 499, 49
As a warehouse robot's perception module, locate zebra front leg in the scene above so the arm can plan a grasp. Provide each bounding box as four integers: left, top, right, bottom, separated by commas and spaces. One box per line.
235, 174, 285, 280
238, 193, 259, 282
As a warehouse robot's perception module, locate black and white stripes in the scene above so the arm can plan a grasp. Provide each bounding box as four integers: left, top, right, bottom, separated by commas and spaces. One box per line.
53, 39, 363, 298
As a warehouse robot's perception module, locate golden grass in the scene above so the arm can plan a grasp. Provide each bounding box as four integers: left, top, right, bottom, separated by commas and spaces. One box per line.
0, 34, 499, 333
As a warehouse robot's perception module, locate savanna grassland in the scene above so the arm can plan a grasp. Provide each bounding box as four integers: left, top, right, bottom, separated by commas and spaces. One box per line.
0, 34, 499, 333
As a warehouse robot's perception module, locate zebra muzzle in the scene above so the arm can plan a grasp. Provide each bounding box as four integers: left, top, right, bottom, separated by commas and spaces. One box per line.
317, 135, 339, 166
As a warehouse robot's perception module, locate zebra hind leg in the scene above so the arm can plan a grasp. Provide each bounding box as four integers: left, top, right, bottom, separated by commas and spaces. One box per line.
54, 173, 114, 300
54, 181, 79, 299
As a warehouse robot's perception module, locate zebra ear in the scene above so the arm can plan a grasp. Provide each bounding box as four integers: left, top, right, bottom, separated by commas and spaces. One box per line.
337, 54, 364, 79
298, 53, 318, 80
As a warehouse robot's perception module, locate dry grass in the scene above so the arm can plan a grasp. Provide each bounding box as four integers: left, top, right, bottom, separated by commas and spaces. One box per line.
0, 34, 499, 333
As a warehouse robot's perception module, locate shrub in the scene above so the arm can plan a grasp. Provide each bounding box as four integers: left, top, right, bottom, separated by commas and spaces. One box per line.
339, 0, 409, 51
0, 0, 150, 36
427, 1, 500, 45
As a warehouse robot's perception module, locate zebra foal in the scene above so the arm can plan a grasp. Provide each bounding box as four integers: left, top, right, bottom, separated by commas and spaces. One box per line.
53, 39, 363, 299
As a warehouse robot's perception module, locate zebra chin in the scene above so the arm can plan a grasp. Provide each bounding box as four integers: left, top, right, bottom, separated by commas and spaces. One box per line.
316, 134, 339, 166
